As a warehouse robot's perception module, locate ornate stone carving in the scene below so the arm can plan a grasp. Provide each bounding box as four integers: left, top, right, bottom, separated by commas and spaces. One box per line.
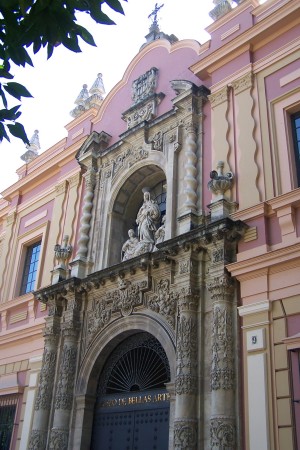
55, 180, 67, 196
35, 348, 57, 410
210, 417, 236, 449
174, 419, 197, 449
28, 430, 47, 450
147, 279, 176, 327
131, 67, 158, 105
175, 374, 198, 395
49, 428, 69, 450
112, 146, 149, 180
207, 273, 234, 303
87, 280, 145, 343
121, 229, 139, 261
208, 161, 234, 199
212, 247, 224, 263
55, 345, 77, 410
183, 122, 198, 212
177, 315, 197, 363
179, 259, 194, 274
211, 305, 234, 390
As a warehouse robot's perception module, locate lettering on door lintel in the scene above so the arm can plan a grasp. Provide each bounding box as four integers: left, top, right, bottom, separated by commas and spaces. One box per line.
100, 392, 170, 408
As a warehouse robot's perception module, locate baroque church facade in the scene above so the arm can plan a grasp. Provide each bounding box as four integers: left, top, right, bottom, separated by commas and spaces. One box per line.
0, 1, 300, 449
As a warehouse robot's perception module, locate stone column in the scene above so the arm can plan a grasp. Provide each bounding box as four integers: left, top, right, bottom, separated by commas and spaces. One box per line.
49, 290, 81, 449
208, 273, 236, 449
71, 168, 96, 278
174, 289, 198, 449
28, 300, 61, 450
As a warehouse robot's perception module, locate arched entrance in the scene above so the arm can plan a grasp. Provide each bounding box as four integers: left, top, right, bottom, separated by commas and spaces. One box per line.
90, 332, 171, 450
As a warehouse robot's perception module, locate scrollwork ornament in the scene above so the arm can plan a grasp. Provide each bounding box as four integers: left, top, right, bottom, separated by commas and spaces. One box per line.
147, 279, 176, 327
28, 430, 47, 450
174, 419, 197, 450
49, 428, 69, 450
210, 417, 236, 449
175, 374, 198, 395
207, 273, 234, 303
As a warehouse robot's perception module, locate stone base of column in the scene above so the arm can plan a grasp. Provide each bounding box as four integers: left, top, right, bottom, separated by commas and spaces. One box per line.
177, 211, 199, 234
174, 418, 198, 450
70, 257, 88, 279
207, 198, 237, 221
51, 266, 69, 284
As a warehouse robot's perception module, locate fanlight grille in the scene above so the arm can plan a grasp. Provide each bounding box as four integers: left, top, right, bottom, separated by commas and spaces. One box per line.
98, 333, 170, 395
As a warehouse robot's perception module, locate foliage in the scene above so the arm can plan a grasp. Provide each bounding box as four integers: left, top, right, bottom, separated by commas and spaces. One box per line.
0, 0, 126, 144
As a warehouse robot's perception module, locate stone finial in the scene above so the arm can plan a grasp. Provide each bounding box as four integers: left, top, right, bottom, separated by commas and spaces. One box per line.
75, 84, 89, 106
89, 73, 105, 97
208, 161, 233, 199
21, 129, 40, 163
209, 0, 232, 21
70, 74, 106, 118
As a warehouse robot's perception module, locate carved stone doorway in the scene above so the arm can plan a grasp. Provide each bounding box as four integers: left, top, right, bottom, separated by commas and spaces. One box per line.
90, 333, 171, 450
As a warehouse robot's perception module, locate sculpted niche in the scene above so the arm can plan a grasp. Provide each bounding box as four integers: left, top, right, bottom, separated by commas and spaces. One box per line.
121, 190, 165, 261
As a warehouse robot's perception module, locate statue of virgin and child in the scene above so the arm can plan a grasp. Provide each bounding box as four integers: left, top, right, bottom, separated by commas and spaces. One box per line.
121, 190, 166, 261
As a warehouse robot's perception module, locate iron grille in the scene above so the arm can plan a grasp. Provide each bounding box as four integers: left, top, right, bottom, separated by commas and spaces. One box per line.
0, 395, 18, 450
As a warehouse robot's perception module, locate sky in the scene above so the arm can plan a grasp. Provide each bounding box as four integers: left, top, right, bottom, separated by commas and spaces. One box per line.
0, 0, 217, 193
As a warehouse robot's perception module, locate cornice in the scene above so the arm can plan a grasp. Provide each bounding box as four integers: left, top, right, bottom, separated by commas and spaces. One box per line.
227, 242, 300, 277
238, 299, 270, 317
1, 137, 85, 202
190, 0, 300, 79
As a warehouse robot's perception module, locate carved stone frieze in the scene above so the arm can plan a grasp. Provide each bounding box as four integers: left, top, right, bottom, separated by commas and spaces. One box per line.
28, 430, 47, 450
179, 259, 194, 274
110, 146, 149, 180
125, 101, 155, 129
35, 348, 57, 410
49, 428, 69, 450
211, 305, 234, 390
87, 280, 146, 344
175, 374, 198, 395
174, 419, 198, 450
147, 279, 177, 327
152, 130, 163, 150
210, 417, 236, 449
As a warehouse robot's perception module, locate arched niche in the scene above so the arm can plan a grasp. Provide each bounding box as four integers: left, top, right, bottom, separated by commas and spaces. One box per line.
107, 164, 166, 266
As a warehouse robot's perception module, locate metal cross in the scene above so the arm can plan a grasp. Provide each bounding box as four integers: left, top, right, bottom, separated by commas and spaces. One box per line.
148, 3, 164, 25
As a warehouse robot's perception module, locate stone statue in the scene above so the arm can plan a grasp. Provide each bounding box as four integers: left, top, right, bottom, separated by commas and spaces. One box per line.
136, 191, 161, 249
154, 215, 166, 246
121, 229, 139, 261
120, 190, 162, 261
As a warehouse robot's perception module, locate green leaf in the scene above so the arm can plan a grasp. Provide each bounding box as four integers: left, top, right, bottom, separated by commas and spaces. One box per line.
0, 105, 21, 121
104, 0, 125, 14
76, 25, 96, 46
3, 82, 33, 100
7, 122, 29, 144
0, 121, 10, 142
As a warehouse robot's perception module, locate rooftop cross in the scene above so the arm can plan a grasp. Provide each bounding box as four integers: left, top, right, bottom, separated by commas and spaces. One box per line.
148, 3, 164, 26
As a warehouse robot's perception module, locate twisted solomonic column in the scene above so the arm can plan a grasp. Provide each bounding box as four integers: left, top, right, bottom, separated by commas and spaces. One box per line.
183, 122, 198, 212
174, 289, 198, 449
76, 169, 96, 260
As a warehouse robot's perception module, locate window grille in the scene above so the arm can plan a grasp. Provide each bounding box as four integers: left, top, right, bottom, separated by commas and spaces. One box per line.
291, 112, 300, 186
0, 395, 18, 450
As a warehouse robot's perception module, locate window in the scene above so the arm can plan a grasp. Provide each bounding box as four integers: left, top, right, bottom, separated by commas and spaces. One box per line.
0, 395, 18, 450
19, 241, 41, 295
291, 112, 300, 186
291, 349, 300, 448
